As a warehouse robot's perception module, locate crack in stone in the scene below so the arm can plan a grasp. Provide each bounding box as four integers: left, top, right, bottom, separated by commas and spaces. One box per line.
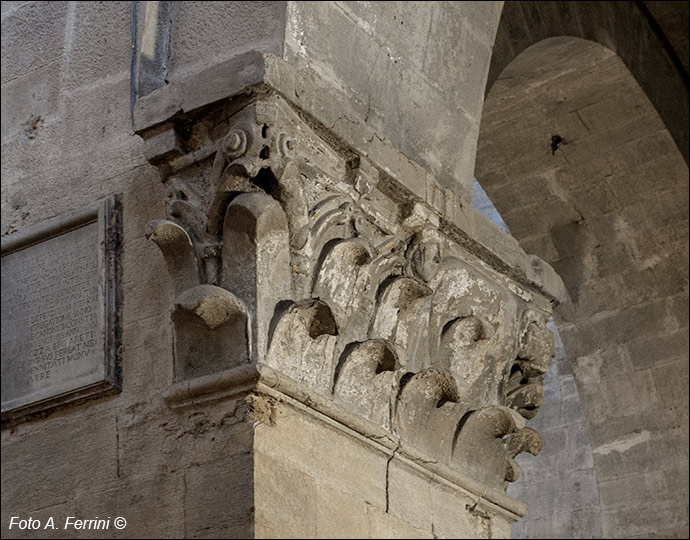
384, 443, 400, 513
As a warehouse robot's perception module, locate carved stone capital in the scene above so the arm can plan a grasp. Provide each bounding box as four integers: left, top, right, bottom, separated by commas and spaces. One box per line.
138, 92, 557, 495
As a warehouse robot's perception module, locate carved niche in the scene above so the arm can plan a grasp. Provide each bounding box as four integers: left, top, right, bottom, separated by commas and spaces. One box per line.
139, 93, 555, 491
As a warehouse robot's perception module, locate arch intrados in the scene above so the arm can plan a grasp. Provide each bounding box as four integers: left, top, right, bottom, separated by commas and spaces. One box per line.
487, 1, 689, 164
475, 27, 689, 540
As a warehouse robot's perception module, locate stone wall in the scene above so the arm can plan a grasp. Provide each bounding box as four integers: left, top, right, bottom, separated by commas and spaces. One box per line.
284, 1, 503, 199
473, 181, 604, 539
254, 396, 515, 539
476, 35, 689, 539
2, 2, 561, 538
1, 2, 253, 538
2, 2, 687, 539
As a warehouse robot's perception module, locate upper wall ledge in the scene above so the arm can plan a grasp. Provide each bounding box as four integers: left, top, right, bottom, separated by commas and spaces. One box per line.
134, 50, 567, 305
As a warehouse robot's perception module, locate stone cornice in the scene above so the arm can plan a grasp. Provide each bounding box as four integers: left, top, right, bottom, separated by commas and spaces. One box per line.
256, 364, 529, 521
159, 361, 528, 519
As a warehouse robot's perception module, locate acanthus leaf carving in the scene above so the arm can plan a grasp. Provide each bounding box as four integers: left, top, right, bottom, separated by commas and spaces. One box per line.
140, 92, 557, 493
332, 339, 401, 431
145, 219, 200, 294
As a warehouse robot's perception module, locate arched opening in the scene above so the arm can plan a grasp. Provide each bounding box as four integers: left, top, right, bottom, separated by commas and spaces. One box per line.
476, 35, 689, 539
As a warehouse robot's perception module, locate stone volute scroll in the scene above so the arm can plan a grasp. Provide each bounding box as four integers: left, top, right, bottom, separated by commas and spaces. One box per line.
138, 91, 561, 503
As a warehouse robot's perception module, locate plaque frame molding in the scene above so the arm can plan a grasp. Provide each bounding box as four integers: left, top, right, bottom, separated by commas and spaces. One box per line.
1, 195, 122, 427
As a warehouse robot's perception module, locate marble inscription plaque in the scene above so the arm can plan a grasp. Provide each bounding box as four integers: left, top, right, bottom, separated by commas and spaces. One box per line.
1, 197, 121, 424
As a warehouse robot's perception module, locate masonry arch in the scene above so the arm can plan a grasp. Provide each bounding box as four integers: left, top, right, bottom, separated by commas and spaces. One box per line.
475, 11, 689, 539
488, 1, 688, 165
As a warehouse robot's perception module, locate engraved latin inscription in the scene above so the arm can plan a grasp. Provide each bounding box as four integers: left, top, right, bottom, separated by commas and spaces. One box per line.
1, 222, 105, 410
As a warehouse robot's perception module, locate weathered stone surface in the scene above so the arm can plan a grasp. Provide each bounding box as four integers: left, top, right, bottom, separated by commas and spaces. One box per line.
71, 473, 185, 540
284, 1, 500, 198
3, 2, 686, 539
0, 1, 69, 85
1, 197, 121, 425
1, 408, 119, 512
0, 61, 61, 143
63, 1, 131, 90
133, 82, 557, 536
184, 452, 254, 539
167, 1, 286, 79
139, 91, 558, 503
254, 396, 519, 539
477, 32, 688, 539
488, 2, 689, 164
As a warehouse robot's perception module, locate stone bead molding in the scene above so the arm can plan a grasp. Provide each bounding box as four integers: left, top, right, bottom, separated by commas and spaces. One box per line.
139, 93, 555, 492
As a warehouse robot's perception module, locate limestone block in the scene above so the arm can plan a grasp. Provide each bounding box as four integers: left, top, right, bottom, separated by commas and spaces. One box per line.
1, 409, 118, 511
64, 1, 131, 90
1, 1, 68, 84
184, 453, 254, 539
168, 1, 286, 78
72, 473, 185, 539
120, 312, 172, 395
254, 451, 317, 539
1, 62, 61, 143
117, 395, 253, 483
0, 501, 73, 540
365, 506, 434, 539
58, 74, 135, 152
255, 398, 389, 509
314, 486, 370, 539
387, 459, 435, 531
285, 1, 489, 197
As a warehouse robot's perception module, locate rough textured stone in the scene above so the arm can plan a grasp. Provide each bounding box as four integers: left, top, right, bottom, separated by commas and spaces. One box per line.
284, 1, 500, 199
254, 397, 517, 539
63, 1, 131, 90
488, 1, 689, 164
477, 32, 688, 540
1, 2, 687, 539
0, 61, 61, 143
0, 1, 69, 85
184, 452, 254, 539
137, 90, 557, 505
167, 1, 286, 79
